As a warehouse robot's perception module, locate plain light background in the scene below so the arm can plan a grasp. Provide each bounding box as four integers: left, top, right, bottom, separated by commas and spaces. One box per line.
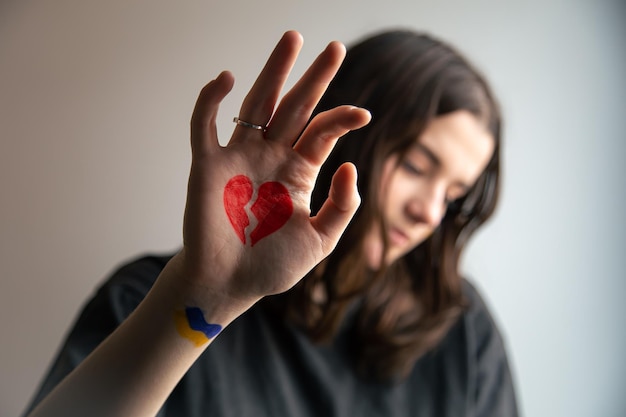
1, 0, 624, 416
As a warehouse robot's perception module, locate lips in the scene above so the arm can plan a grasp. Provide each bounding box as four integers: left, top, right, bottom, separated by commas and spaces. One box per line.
388, 227, 410, 246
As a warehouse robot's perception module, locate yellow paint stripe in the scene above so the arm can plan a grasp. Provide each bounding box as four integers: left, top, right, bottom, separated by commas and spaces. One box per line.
174, 310, 209, 347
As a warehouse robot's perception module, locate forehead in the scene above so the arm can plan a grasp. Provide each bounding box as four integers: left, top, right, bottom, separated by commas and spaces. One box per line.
413, 110, 495, 183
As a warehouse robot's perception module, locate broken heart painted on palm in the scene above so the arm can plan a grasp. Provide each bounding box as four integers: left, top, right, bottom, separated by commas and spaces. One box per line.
223, 175, 293, 246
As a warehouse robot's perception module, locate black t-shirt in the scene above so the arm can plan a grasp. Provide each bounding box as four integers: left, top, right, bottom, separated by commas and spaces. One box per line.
24, 254, 519, 417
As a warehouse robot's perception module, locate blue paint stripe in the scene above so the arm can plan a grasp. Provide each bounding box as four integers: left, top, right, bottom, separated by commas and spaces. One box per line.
185, 307, 222, 338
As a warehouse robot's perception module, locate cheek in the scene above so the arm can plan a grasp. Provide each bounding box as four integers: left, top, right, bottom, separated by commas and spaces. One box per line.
378, 159, 408, 203
363, 224, 384, 269
383, 172, 414, 213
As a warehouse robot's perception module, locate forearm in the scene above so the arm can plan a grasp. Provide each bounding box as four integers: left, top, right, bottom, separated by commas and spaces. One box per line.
27, 254, 256, 417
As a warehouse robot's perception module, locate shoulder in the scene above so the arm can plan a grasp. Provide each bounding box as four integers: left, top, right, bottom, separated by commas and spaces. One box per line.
428, 278, 507, 365
21, 253, 175, 415
63, 252, 175, 344
104, 253, 173, 293
460, 279, 499, 332
433, 278, 514, 389
82, 253, 174, 323
460, 278, 490, 313
457, 279, 507, 361
456, 279, 519, 415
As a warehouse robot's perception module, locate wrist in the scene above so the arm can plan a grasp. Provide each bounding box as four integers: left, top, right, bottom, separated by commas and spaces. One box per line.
154, 251, 260, 330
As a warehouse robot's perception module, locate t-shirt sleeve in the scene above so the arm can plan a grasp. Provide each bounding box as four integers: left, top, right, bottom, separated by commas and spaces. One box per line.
463, 280, 519, 417
21, 254, 172, 417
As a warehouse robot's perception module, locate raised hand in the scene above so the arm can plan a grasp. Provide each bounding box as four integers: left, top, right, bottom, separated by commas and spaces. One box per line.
172, 31, 371, 311
26, 31, 371, 417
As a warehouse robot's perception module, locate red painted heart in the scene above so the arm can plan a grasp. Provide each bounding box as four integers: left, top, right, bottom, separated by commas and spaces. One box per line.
223, 175, 293, 246
223, 175, 253, 244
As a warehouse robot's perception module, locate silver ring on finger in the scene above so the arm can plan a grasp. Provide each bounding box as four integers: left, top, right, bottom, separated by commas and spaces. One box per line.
233, 117, 267, 132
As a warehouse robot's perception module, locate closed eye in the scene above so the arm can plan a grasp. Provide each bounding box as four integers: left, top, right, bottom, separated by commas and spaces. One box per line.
401, 161, 425, 176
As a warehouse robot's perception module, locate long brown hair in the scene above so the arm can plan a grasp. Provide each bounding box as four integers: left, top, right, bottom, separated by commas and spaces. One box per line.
267, 29, 501, 381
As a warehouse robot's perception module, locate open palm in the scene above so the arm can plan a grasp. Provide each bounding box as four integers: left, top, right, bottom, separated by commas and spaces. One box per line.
175, 31, 370, 306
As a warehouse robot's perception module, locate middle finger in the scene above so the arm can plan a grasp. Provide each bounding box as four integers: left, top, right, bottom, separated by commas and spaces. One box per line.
264, 40, 346, 144
232, 31, 303, 141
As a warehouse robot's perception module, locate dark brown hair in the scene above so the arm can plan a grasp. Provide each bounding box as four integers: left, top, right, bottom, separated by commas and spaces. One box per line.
267, 29, 501, 381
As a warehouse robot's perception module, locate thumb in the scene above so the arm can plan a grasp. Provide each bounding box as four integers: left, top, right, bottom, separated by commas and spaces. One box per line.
310, 162, 361, 254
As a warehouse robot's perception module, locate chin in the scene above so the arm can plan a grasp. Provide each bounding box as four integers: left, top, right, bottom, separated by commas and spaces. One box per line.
384, 250, 405, 266
364, 237, 427, 270
385, 243, 421, 266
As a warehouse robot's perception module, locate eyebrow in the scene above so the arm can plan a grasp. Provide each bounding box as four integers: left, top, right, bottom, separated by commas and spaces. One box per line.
413, 143, 472, 194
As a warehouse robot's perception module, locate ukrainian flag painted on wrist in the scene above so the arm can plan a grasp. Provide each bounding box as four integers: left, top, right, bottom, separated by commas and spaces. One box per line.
175, 307, 222, 347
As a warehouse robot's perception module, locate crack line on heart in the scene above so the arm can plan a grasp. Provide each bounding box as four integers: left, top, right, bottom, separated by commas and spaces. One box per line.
224, 175, 293, 246
245, 186, 260, 244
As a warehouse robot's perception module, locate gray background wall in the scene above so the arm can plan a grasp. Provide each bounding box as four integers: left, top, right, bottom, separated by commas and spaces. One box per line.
1, 0, 624, 416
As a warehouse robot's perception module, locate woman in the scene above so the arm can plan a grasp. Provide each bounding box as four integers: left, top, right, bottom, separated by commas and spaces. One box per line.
24, 29, 518, 417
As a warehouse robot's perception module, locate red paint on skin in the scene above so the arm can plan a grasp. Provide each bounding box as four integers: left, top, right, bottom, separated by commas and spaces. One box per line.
223, 175, 293, 246
224, 175, 253, 244
250, 181, 293, 246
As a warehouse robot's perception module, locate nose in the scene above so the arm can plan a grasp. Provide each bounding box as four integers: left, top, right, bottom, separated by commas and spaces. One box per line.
405, 186, 446, 228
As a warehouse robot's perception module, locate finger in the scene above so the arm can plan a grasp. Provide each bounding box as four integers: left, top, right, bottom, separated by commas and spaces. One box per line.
293, 106, 371, 167
190, 71, 235, 156
310, 163, 361, 254
233, 31, 303, 140
264, 41, 346, 144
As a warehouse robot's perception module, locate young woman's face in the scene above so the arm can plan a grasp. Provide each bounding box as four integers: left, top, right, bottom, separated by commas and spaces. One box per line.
363, 110, 495, 269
